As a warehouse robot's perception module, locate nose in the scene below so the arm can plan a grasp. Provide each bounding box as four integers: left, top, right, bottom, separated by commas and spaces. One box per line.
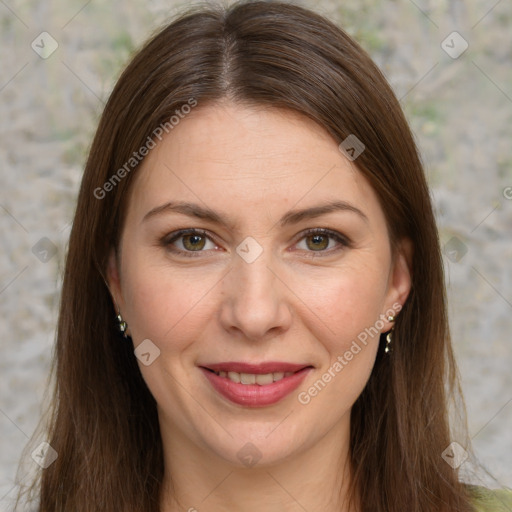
218, 248, 293, 342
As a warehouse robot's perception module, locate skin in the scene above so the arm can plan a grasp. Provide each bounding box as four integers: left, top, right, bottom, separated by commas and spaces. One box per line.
107, 102, 412, 512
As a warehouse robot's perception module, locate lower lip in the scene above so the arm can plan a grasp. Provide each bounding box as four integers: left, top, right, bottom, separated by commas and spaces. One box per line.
200, 367, 312, 407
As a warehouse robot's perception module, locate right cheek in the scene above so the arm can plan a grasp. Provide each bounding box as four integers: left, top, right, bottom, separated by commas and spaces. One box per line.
127, 282, 183, 340
122, 277, 163, 334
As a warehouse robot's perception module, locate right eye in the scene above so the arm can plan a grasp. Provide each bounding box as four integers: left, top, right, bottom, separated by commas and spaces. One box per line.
163, 229, 221, 257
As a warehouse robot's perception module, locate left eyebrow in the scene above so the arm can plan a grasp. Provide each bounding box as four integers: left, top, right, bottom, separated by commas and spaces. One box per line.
141, 199, 369, 229
278, 200, 369, 227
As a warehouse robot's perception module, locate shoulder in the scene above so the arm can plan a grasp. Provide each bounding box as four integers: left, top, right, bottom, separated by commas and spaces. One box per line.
465, 484, 512, 511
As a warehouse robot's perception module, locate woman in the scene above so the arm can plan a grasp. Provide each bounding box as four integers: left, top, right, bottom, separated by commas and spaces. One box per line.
16, 1, 512, 511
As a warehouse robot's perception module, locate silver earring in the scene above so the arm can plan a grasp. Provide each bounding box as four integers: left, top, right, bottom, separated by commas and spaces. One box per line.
116, 308, 128, 338
385, 315, 395, 354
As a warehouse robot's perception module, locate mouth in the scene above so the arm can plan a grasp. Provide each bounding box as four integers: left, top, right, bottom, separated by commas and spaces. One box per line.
199, 362, 314, 407
200, 361, 312, 384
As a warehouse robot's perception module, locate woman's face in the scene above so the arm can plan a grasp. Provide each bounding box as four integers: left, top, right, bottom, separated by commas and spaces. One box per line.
108, 102, 411, 468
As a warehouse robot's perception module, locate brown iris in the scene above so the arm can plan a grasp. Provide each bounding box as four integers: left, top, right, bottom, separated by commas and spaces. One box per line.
305, 234, 329, 251
182, 234, 206, 251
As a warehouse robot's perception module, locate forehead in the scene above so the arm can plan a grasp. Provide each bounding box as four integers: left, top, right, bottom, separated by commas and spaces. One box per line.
126, 102, 382, 226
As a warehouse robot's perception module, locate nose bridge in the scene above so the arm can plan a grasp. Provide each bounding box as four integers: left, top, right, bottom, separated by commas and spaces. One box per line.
238, 248, 275, 294
233, 234, 276, 291
219, 239, 292, 339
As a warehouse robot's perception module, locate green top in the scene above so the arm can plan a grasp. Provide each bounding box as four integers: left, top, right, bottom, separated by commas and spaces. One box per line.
468, 485, 512, 511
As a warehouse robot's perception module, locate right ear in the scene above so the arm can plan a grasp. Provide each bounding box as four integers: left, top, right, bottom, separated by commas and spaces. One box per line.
106, 249, 123, 311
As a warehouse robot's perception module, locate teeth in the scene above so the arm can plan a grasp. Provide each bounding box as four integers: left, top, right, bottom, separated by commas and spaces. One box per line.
255, 373, 273, 385
227, 371, 240, 383
240, 373, 256, 384
214, 370, 297, 385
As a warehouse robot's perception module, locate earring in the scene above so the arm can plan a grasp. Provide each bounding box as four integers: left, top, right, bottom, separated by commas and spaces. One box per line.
385, 315, 395, 354
116, 308, 128, 338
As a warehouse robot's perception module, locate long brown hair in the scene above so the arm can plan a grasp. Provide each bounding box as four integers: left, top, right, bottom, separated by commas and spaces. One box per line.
17, 1, 473, 510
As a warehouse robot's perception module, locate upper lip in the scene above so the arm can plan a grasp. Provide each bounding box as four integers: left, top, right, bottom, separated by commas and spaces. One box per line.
200, 362, 312, 374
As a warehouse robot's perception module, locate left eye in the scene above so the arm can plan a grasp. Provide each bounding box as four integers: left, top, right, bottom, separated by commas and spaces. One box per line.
163, 228, 348, 257
295, 230, 346, 252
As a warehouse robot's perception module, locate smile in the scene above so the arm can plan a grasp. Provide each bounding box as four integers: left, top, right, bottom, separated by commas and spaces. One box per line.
199, 362, 313, 407
209, 370, 295, 385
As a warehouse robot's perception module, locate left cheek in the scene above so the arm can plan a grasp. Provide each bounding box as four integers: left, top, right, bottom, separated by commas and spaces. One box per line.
317, 272, 384, 380
306, 267, 387, 335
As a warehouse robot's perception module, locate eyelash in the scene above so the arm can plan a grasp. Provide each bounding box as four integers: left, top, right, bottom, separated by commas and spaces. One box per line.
161, 228, 351, 258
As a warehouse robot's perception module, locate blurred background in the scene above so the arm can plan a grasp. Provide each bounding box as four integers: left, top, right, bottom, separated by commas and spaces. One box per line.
0, 0, 511, 508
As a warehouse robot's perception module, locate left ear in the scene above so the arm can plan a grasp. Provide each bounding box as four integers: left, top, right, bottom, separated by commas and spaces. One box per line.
384, 237, 413, 323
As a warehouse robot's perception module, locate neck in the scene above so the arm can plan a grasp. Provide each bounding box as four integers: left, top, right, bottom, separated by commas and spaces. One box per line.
158, 412, 359, 512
